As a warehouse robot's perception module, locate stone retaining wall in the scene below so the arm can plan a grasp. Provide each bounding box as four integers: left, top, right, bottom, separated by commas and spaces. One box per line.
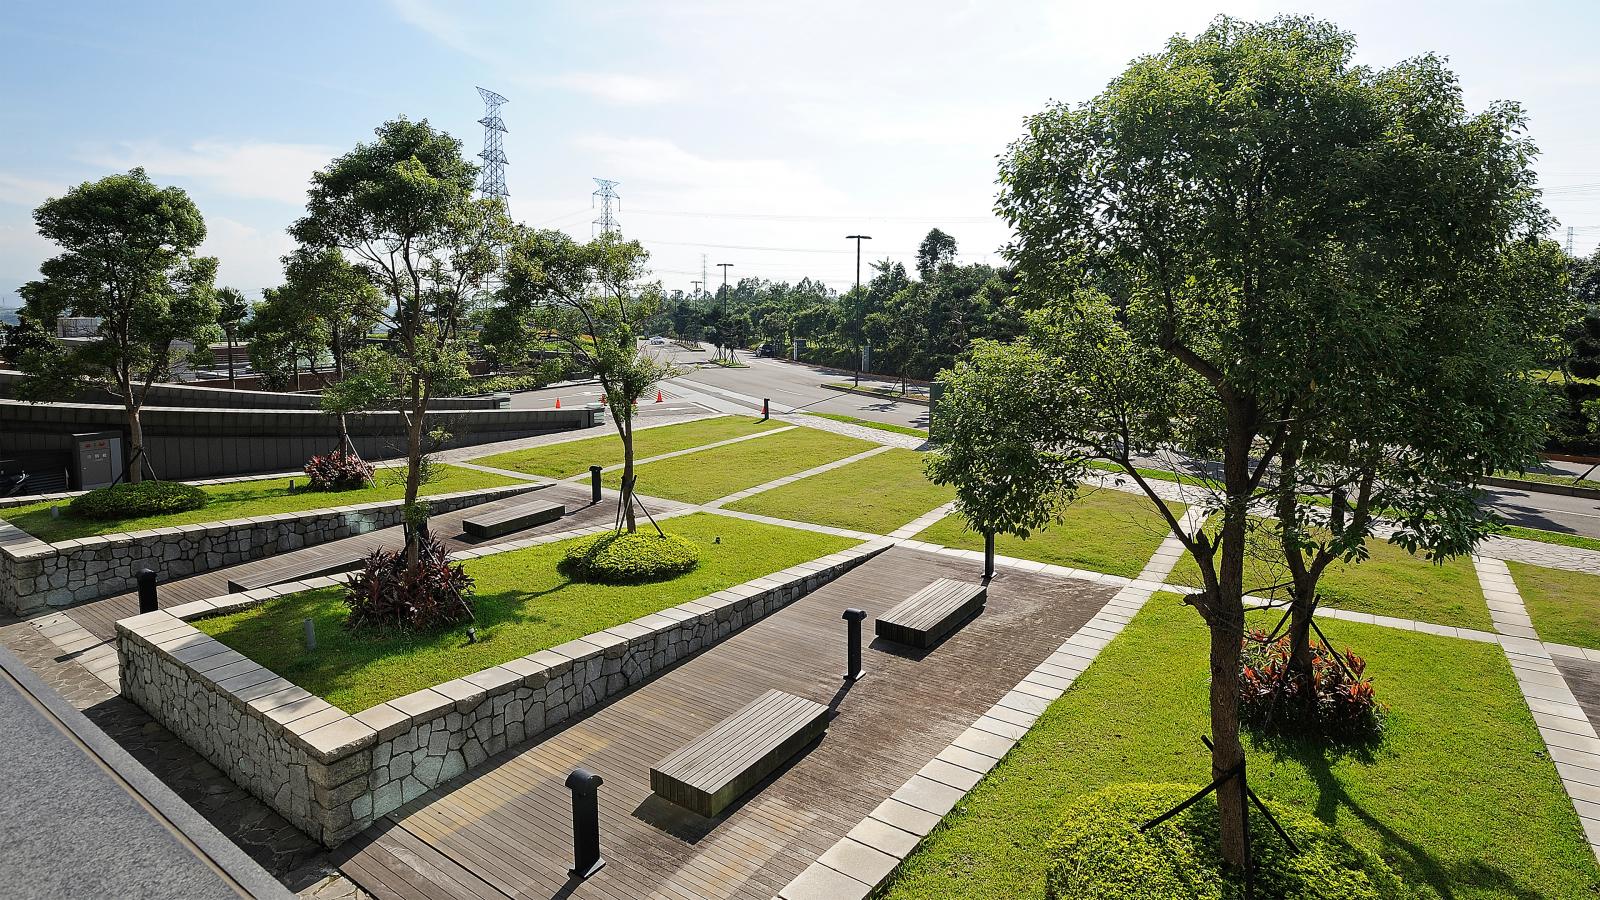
0, 482, 538, 615
116, 539, 889, 846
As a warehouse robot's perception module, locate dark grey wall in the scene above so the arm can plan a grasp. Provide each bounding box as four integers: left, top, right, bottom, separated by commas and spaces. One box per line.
0, 398, 596, 486
0, 370, 505, 411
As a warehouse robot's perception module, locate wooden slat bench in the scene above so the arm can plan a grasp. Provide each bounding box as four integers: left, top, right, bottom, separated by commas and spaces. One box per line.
875, 578, 986, 649
461, 499, 566, 540
651, 689, 829, 817
226, 550, 368, 594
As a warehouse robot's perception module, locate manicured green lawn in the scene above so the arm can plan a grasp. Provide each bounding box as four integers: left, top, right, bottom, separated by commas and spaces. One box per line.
0, 464, 522, 543
195, 513, 856, 712
913, 488, 1183, 579
878, 595, 1600, 900
1166, 518, 1492, 631
472, 415, 783, 478
614, 426, 877, 505
726, 448, 953, 534
1508, 561, 1600, 649
804, 413, 928, 439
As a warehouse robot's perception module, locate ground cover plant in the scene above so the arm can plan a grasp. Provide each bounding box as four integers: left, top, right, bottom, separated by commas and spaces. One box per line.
877, 595, 1600, 899
605, 425, 876, 504
472, 415, 782, 478
725, 448, 952, 534
913, 488, 1183, 579
67, 480, 209, 520
194, 513, 855, 712
0, 464, 520, 542
561, 530, 700, 583
1165, 517, 1492, 632
1507, 561, 1600, 648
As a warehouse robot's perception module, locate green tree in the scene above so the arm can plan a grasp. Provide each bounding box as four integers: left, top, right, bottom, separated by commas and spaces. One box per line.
246, 285, 326, 388
493, 228, 673, 532
916, 227, 958, 280
974, 15, 1563, 865
14, 169, 220, 482
295, 118, 508, 558
215, 286, 250, 388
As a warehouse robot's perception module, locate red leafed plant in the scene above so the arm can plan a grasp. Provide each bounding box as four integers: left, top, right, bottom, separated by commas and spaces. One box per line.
303, 450, 374, 491
1239, 629, 1385, 742
343, 537, 475, 632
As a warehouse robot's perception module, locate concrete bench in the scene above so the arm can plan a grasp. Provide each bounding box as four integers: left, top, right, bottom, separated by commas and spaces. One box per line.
461, 499, 566, 540
226, 550, 368, 594
651, 689, 829, 817
875, 578, 987, 649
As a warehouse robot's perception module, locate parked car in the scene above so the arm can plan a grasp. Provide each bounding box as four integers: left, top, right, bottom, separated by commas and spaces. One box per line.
756, 343, 776, 358
648, 336, 667, 346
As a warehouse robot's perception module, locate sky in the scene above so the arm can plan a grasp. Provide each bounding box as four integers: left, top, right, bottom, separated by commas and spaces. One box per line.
1, 0, 1597, 311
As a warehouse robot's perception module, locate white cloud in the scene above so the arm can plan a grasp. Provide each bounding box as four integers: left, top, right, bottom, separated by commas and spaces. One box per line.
571, 135, 850, 213
200, 216, 295, 295
549, 72, 683, 105
0, 173, 62, 209
79, 139, 335, 205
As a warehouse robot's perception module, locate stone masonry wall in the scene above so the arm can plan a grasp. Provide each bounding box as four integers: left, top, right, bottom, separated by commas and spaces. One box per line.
116, 540, 889, 847
0, 482, 538, 615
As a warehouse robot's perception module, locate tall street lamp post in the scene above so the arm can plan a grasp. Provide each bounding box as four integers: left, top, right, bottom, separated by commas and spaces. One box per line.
846, 234, 872, 385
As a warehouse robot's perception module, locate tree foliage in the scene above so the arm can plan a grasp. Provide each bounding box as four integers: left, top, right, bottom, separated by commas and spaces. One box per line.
13, 168, 220, 482
952, 15, 1565, 865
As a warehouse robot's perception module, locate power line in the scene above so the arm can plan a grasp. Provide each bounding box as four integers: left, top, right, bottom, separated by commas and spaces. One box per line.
624, 207, 994, 224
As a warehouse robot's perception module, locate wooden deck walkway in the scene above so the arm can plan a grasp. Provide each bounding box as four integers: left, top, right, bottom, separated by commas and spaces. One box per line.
332, 547, 1115, 900
66, 482, 659, 641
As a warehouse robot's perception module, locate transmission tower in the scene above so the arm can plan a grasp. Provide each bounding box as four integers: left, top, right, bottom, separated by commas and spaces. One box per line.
592, 178, 621, 236
476, 87, 509, 212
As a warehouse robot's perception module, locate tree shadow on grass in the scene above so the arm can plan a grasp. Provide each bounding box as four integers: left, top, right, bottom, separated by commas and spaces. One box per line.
1263, 736, 1555, 900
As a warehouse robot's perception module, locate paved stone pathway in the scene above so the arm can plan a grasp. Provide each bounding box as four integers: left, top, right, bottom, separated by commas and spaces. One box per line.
782, 413, 928, 450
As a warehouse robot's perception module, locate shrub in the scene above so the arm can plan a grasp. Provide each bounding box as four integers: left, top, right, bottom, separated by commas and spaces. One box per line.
344, 537, 475, 632
303, 451, 373, 491
1238, 629, 1385, 742
1044, 783, 1405, 900
560, 531, 700, 583
68, 480, 208, 520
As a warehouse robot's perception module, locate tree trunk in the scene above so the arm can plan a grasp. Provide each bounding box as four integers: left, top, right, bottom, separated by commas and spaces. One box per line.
1288, 583, 1316, 697
1210, 421, 1253, 869
403, 391, 425, 565
619, 411, 637, 534
125, 402, 146, 484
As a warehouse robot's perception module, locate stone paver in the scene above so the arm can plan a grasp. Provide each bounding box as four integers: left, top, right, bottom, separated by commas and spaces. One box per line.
786, 413, 928, 450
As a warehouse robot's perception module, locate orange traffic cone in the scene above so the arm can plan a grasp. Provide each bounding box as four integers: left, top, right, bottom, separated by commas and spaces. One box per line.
601, 393, 608, 404
555, 397, 561, 408
655, 390, 664, 403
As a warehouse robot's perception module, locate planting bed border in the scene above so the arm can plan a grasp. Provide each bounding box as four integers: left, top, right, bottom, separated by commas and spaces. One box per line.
116, 532, 889, 846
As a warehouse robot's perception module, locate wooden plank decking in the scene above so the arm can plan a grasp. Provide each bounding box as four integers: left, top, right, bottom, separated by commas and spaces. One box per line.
65, 482, 653, 641
333, 547, 1115, 900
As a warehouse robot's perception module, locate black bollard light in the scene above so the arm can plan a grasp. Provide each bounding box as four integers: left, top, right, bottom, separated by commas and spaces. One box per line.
590, 465, 603, 504
984, 531, 996, 580
843, 608, 867, 682
762, 398, 770, 420
137, 568, 158, 614
566, 767, 606, 879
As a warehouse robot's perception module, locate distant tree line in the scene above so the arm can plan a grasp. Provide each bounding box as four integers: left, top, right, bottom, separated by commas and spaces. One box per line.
644, 228, 1023, 386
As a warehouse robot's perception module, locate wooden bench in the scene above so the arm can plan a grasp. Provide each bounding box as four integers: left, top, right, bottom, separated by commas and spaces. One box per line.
226, 550, 368, 594
461, 499, 566, 540
651, 689, 829, 817
875, 578, 987, 649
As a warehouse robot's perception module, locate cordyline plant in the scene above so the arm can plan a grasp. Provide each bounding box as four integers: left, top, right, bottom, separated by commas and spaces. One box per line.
344, 536, 474, 632
930, 15, 1567, 866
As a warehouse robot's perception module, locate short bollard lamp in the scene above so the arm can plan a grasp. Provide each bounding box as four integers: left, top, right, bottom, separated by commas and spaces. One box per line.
589, 465, 603, 504
843, 608, 868, 682
565, 767, 606, 879
137, 568, 158, 614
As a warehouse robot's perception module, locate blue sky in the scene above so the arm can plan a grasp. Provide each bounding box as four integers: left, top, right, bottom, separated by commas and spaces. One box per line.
2, 0, 1597, 308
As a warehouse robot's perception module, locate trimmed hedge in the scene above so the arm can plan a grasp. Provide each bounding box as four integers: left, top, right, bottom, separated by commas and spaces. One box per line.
561, 531, 700, 583
67, 480, 209, 521
1044, 783, 1404, 900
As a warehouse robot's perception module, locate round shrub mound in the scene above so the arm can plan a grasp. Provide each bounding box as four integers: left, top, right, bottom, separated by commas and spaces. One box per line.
561, 531, 701, 583
1044, 783, 1403, 900
68, 480, 209, 521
